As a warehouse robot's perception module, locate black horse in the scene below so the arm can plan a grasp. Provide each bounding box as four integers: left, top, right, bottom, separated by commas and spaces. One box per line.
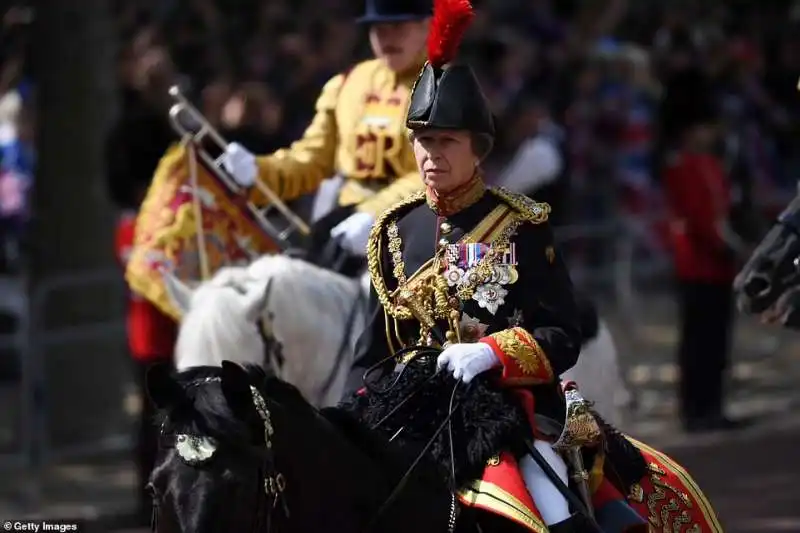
734, 193, 800, 327
146, 360, 542, 533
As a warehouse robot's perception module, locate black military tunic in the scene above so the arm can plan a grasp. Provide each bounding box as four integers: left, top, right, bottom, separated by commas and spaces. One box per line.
345, 183, 582, 421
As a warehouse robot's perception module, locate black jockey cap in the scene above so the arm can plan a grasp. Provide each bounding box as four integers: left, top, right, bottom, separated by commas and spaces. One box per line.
405, 0, 495, 157
357, 0, 433, 24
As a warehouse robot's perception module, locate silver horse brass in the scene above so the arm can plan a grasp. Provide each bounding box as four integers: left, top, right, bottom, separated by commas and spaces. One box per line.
175, 434, 218, 465
552, 388, 602, 451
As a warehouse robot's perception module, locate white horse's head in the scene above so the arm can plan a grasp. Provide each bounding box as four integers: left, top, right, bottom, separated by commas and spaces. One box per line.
164, 254, 370, 406
239, 255, 368, 405
162, 268, 271, 371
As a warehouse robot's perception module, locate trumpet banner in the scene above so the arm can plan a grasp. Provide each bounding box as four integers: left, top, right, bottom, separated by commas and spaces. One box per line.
125, 142, 279, 320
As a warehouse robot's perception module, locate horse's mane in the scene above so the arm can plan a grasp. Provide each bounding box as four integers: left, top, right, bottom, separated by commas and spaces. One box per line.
242, 255, 367, 403
246, 254, 361, 321
160, 364, 314, 445
160, 364, 448, 502
161, 362, 410, 476
173, 273, 265, 371
159, 365, 256, 444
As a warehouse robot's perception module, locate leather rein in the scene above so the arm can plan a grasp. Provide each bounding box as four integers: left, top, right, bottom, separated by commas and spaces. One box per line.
362, 345, 466, 533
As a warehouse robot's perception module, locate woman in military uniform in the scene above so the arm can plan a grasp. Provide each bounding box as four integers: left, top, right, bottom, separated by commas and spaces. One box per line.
342, 2, 651, 532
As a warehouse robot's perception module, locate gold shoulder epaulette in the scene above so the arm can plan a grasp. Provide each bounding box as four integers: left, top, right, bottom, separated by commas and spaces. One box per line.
366, 192, 426, 316
490, 187, 550, 224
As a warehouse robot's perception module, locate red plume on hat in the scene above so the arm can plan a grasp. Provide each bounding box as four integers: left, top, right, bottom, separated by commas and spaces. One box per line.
427, 0, 474, 68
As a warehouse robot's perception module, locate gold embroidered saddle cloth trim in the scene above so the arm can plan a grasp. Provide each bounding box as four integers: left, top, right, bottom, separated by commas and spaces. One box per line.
390, 204, 517, 298
458, 480, 548, 533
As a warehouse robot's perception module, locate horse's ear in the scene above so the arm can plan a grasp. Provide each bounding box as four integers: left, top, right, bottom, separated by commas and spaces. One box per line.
162, 269, 194, 317
146, 362, 185, 410
220, 361, 256, 421
244, 279, 273, 323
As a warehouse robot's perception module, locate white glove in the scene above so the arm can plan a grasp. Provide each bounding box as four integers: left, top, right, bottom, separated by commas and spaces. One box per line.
221, 142, 258, 187
437, 342, 500, 383
330, 212, 375, 256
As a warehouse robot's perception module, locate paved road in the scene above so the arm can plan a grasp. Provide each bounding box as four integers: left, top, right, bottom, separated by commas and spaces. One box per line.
598, 292, 800, 436
659, 418, 800, 533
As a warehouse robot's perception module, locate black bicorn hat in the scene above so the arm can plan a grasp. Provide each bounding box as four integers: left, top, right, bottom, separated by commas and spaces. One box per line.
406, 63, 494, 139
405, 0, 494, 145
357, 0, 433, 24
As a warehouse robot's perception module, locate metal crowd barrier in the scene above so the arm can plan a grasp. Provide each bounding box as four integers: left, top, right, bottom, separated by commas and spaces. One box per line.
0, 270, 127, 471
0, 274, 28, 470
555, 215, 671, 294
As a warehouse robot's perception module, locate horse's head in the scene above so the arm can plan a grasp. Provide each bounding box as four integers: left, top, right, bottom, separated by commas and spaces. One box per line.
734, 195, 800, 314
241, 254, 368, 400
147, 359, 430, 533
162, 268, 281, 370
146, 361, 289, 533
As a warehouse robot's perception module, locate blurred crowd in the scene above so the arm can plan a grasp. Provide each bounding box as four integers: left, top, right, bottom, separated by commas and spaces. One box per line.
1, 1, 799, 514
0, 5, 32, 273
3, 0, 800, 264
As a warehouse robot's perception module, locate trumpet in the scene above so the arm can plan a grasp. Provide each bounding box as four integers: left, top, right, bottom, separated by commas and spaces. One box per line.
167, 85, 311, 250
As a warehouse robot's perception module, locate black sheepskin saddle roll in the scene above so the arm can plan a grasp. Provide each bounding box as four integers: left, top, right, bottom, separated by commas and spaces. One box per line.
340, 361, 532, 488
590, 410, 648, 493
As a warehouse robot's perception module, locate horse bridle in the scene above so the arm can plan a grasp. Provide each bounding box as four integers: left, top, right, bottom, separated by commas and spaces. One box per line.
248, 277, 367, 404
151, 376, 288, 533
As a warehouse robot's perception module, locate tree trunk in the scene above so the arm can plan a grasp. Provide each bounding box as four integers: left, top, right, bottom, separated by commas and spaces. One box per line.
31, 0, 127, 462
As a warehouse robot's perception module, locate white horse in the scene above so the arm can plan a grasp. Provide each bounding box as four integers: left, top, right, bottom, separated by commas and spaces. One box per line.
164, 266, 270, 372
163, 254, 631, 424
163, 255, 367, 407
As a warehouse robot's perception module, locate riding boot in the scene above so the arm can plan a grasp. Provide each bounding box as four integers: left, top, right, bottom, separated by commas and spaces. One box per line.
547, 513, 596, 533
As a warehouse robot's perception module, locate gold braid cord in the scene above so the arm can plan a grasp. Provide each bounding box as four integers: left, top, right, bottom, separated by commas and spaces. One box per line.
367, 187, 551, 322
490, 187, 551, 224
366, 191, 427, 320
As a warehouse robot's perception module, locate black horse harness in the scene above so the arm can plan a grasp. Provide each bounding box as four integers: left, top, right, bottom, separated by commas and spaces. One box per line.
152, 359, 460, 533
152, 376, 288, 533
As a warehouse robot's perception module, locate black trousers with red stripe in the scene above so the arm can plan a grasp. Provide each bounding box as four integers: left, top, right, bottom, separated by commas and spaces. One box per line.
675, 280, 734, 422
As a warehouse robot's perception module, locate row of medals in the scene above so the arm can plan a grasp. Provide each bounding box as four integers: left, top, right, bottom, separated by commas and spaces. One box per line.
443, 262, 518, 287
437, 226, 519, 315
